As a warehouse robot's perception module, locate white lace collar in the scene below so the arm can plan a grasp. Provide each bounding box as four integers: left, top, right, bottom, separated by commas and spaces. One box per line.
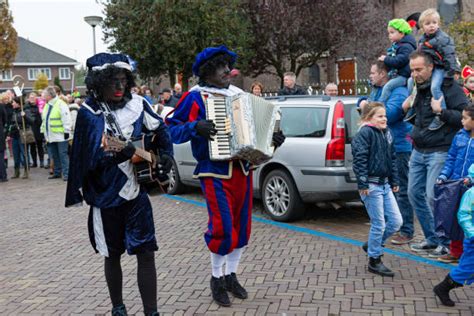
190, 84, 243, 97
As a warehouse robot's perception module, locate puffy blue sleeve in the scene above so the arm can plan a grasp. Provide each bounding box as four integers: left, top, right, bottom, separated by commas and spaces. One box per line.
385, 87, 408, 126
65, 108, 108, 206
440, 134, 459, 179
384, 43, 413, 70
165, 91, 200, 144
458, 189, 474, 239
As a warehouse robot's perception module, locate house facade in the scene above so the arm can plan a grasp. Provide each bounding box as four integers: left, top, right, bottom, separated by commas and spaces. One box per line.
0, 37, 79, 93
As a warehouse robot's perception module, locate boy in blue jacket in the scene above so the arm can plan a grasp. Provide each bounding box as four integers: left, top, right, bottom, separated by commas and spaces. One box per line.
434, 163, 474, 306
436, 104, 474, 262
404, 8, 461, 130
378, 19, 416, 105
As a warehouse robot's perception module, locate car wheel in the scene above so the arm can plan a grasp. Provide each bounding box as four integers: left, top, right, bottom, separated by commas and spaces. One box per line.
262, 169, 305, 222
166, 158, 185, 195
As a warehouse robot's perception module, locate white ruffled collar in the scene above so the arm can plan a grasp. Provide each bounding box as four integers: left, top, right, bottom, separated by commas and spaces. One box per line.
190, 84, 243, 97
83, 94, 144, 140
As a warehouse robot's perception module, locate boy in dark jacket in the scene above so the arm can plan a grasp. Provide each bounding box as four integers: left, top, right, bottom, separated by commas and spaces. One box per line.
378, 19, 416, 105
405, 8, 461, 131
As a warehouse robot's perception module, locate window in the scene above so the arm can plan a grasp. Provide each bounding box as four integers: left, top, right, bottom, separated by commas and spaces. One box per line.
280, 107, 328, 138
0, 70, 12, 81
28, 68, 51, 81
344, 103, 362, 143
59, 67, 71, 80
308, 64, 320, 84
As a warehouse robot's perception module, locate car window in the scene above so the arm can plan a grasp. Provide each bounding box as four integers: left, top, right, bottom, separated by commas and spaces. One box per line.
344, 103, 360, 143
280, 107, 328, 138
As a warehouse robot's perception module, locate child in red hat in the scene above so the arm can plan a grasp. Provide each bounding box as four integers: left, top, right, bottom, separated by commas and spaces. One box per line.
462, 65, 474, 101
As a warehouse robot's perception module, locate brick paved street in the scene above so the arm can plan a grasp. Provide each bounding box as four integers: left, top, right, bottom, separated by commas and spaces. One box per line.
1, 167, 474, 315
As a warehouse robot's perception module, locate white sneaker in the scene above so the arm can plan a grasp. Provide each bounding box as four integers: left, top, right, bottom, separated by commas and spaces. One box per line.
428, 246, 449, 258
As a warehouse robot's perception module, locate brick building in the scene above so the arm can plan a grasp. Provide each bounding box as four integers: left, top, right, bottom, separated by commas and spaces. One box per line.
0, 37, 79, 93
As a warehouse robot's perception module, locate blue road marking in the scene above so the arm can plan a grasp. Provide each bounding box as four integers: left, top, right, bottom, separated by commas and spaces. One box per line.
164, 194, 452, 270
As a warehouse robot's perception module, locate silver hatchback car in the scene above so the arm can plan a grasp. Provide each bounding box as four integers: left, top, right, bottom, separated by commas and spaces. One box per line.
163, 95, 361, 222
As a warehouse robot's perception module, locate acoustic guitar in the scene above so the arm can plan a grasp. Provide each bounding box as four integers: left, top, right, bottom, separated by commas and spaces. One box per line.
103, 135, 169, 186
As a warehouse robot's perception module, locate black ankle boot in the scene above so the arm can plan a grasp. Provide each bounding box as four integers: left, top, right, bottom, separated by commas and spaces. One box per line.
368, 257, 394, 277
111, 304, 127, 316
433, 274, 463, 307
224, 273, 248, 299
210, 276, 231, 307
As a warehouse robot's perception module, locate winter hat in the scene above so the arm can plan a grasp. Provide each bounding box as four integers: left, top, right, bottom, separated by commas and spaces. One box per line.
388, 19, 412, 35
462, 65, 474, 81
86, 53, 132, 72
192, 45, 237, 77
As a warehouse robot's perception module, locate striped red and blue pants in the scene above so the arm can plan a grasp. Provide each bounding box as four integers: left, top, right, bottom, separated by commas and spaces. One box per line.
200, 165, 253, 255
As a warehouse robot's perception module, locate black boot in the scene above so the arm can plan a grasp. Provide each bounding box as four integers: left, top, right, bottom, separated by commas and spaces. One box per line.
368, 257, 394, 277
210, 276, 231, 307
224, 273, 248, 299
21, 168, 28, 179
111, 304, 127, 316
428, 115, 445, 131
433, 274, 463, 307
11, 168, 20, 179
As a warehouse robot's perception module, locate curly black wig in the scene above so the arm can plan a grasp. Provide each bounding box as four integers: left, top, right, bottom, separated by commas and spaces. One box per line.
85, 66, 135, 102
198, 53, 234, 84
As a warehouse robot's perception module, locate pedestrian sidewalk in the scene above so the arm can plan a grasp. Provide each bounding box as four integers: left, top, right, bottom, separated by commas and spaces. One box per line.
0, 170, 473, 315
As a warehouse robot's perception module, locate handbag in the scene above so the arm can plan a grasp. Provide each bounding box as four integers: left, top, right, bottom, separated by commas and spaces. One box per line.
20, 128, 36, 144
14, 114, 36, 144
434, 179, 468, 241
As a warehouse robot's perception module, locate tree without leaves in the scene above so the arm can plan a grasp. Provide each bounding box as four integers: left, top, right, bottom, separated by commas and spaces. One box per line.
102, 0, 252, 90
242, 0, 383, 86
0, 2, 18, 71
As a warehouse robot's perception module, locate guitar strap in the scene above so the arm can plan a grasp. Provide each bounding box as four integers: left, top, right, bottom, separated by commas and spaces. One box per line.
98, 101, 126, 141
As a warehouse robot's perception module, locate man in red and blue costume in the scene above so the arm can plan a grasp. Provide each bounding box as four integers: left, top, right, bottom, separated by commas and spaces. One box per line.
166, 46, 285, 307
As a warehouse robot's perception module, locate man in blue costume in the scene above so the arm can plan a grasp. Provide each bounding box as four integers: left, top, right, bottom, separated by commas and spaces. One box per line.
66, 53, 173, 316
166, 46, 285, 307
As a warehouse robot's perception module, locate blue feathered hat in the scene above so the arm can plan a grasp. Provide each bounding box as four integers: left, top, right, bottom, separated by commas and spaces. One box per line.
192, 45, 237, 77
86, 53, 132, 72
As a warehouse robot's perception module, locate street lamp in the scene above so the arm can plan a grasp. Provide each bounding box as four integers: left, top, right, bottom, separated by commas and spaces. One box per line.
84, 15, 103, 55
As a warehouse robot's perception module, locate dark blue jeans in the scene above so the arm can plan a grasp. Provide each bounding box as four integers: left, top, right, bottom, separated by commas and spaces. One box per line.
395, 152, 414, 238
47, 141, 69, 179
408, 149, 449, 247
12, 136, 28, 169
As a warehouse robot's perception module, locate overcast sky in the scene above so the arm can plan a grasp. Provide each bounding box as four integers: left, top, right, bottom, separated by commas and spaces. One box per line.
9, 0, 110, 67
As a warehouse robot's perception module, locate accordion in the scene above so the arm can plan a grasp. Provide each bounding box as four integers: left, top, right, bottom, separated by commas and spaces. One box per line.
204, 92, 280, 165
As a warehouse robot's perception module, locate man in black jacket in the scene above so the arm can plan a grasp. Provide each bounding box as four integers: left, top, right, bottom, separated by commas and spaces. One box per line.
278, 72, 307, 96
404, 51, 469, 256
